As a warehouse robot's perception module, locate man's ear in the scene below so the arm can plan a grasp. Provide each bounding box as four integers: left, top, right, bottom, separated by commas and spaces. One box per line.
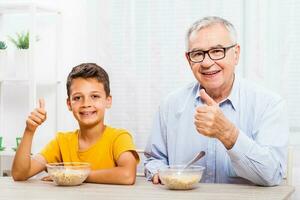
106, 95, 112, 109
185, 52, 193, 69
66, 98, 72, 111
234, 44, 240, 65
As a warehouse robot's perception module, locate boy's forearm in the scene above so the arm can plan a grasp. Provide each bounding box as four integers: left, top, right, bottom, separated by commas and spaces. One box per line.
86, 167, 136, 185
12, 130, 34, 181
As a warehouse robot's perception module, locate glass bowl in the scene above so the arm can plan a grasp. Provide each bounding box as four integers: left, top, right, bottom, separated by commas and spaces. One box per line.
46, 162, 91, 186
158, 165, 205, 190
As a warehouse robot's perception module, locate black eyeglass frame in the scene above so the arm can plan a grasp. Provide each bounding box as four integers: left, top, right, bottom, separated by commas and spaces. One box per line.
187, 44, 237, 63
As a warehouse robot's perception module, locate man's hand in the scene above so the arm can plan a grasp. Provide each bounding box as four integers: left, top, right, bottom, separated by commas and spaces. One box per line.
25, 99, 47, 133
152, 174, 161, 184
194, 89, 238, 149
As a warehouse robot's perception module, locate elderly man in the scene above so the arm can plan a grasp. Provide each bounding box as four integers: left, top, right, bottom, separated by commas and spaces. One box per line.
144, 16, 288, 186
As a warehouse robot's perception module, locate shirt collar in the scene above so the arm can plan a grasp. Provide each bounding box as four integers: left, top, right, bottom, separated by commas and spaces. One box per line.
193, 83, 202, 107
226, 74, 240, 110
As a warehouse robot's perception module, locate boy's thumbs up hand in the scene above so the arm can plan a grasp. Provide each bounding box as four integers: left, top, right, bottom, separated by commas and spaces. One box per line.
194, 89, 238, 149
25, 98, 47, 134
39, 98, 45, 110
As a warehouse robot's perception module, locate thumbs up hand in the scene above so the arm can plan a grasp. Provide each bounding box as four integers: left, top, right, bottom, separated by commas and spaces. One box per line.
194, 89, 238, 149
25, 98, 47, 134
199, 89, 218, 106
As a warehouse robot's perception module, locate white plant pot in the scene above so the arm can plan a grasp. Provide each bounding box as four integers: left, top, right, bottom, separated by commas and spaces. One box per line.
14, 49, 29, 80
0, 50, 8, 80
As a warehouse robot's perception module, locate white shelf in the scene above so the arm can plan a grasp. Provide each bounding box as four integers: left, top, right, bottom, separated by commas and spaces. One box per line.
37, 80, 62, 85
0, 79, 30, 83
0, 1, 62, 154
0, 79, 61, 85
0, 1, 60, 15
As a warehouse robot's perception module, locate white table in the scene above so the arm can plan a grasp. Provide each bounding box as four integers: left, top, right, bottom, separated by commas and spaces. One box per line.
0, 177, 295, 200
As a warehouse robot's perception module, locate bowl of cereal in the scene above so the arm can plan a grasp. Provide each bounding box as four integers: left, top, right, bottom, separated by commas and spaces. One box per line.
46, 162, 91, 186
158, 165, 205, 190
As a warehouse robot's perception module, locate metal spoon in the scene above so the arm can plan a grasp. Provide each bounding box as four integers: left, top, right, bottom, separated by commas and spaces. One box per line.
183, 151, 206, 169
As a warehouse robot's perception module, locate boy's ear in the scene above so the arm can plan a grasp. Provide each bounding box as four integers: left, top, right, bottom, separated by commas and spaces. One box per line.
106, 95, 112, 109
66, 98, 72, 111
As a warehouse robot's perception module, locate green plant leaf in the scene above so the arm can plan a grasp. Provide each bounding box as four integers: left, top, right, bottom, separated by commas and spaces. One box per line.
0, 41, 7, 49
8, 31, 30, 49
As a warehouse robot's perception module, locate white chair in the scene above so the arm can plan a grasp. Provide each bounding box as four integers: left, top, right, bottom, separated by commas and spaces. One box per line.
284, 146, 294, 200
286, 146, 293, 185
136, 149, 145, 177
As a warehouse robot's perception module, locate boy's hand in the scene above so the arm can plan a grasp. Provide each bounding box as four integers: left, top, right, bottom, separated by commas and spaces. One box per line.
41, 176, 53, 182
25, 99, 47, 133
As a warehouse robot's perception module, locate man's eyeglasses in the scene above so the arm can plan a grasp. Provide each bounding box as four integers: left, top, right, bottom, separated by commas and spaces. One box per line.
187, 44, 237, 63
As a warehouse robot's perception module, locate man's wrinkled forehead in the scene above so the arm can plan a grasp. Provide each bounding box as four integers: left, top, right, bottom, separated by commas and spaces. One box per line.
188, 23, 232, 49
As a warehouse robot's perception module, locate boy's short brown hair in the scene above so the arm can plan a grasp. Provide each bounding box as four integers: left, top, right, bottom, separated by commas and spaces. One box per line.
66, 63, 110, 97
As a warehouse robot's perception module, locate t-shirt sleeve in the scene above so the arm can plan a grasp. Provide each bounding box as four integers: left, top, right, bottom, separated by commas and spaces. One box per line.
113, 132, 140, 163
40, 134, 62, 163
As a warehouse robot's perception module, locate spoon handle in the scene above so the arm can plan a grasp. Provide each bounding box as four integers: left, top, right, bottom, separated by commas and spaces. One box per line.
184, 151, 206, 169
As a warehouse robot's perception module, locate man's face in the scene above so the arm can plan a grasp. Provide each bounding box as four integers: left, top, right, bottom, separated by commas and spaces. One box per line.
186, 23, 240, 93
67, 77, 112, 128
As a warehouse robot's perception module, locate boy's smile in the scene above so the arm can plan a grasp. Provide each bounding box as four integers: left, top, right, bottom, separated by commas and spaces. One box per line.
79, 110, 98, 121
80, 110, 97, 117
67, 77, 112, 128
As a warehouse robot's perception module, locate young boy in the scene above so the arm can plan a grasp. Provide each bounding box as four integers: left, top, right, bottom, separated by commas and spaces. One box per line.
12, 63, 139, 185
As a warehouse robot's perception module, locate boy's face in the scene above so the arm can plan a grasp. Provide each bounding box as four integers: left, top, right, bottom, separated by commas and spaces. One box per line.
67, 77, 112, 128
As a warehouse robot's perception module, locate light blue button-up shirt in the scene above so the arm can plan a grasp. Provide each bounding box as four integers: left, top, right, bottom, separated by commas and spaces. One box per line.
144, 76, 289, 186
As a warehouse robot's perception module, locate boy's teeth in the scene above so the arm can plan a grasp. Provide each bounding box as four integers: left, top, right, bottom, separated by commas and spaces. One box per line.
81, 111, 94, 115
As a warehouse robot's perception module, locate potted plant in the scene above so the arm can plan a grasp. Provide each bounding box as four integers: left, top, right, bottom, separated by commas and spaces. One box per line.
0, 41, 7, 50
8, 31, 29, 49
0, 40, 8, 80
8, 31, 30, 79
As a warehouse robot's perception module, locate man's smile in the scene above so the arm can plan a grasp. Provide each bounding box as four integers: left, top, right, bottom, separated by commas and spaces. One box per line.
201, 70, 221, 77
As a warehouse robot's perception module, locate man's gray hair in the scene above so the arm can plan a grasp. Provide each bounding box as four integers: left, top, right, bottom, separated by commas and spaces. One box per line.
185, 16, 237, 51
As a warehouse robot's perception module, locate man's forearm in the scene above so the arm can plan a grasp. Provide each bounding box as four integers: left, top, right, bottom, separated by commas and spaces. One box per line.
218, 123, 239, 150
228, 132, 286, 186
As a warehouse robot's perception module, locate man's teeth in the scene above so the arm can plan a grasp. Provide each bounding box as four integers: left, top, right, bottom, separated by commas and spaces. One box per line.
203, 71, 218, 75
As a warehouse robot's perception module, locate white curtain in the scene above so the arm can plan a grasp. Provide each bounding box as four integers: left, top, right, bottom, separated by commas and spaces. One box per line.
242, 0, 300, 132
91, 0, 300, 148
